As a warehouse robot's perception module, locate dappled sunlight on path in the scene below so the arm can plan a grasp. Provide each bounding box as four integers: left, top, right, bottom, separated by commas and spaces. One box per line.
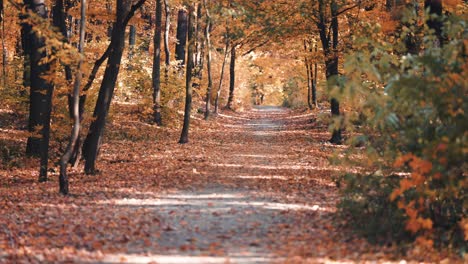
0, 106, 413, 263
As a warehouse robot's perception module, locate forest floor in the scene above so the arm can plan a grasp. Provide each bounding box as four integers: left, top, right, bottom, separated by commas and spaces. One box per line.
0, 106, 456, 263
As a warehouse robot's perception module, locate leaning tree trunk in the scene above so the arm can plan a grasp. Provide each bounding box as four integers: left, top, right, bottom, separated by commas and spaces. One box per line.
152, 0, 163, 125
204, 0, 213, 120
82, 0, 140, 174
175, 9, 188, 65
225, 44, 236, 110
214, 39, 229, 114
59, 0, 86, 195
23, 0, 55, 181
179, 4, 195, 144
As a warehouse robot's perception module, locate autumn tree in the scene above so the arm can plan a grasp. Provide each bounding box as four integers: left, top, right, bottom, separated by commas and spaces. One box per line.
59, 0, 86, 195
22, 0, 55, 181
204, 0, 213, 119
152, 0, 163, 125
179, 3, 196, 144
175, 8, 188, 65
82, 0, 146, 174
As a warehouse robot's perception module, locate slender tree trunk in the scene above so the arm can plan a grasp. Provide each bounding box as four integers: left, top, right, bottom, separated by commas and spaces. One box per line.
163, 0, 170, 86
194, 3, 202, 69
312, 43, 318, 108
53, 0, 81, 165
175, 9, 188, 65
152, 0, 163, 125
164, 0, 170, 67
225, 44, 236, 110
23, 0, 55, 181
53, 0, 73, 82
304, 39, 312, 109
204, 0, 212, 120
59, 0, 86, 195
82, 0, 139, 174
179, 4, 195, 144
1, 0, 6, 88
214, 40, 229, 114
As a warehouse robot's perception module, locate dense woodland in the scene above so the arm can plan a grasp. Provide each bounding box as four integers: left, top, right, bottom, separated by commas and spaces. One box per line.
0, 0, 467, 262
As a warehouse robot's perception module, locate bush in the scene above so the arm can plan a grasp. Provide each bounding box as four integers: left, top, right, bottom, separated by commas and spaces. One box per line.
336, 9, 467, 254
338, 173, 411, 245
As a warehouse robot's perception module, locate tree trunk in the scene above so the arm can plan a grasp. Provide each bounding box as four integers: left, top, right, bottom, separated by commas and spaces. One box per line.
163, 0, 170, 86
312, 41, 318, 108
179, 4, 195, 144
23, 0, 55, 182
214, 40, 229, 114
329, 0, 341, 144
1, 0, 6, 88
317, 0, 341, 144
225, 44, 236, 110
52, 0, 73, 81
152, 0, 163, 126
304, 39, 313, 109
164, 0, 170, 67
175, 9, 188, 65
59, 0, 86, 195
204, 0, 212, 120
194, 3, 202, 69
82, 0, 134, 175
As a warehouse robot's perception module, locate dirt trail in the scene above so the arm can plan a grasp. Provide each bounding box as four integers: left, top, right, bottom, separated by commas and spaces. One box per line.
100, 106, 343, 263
0, 106, 403, 264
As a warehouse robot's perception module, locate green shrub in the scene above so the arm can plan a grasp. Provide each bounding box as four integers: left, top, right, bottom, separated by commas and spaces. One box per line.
336, 9, 467, 253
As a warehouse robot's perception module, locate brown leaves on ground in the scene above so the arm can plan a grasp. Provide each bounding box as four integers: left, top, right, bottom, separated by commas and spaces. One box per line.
0, 106, 462, 263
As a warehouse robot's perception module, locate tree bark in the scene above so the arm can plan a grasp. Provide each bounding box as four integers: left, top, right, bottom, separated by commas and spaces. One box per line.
59, 0, 86, 195
214, 40, 229, 114
175, 9, 188, 65
23, 0, 55, 181
152, 0, 163, 125
204, 0, 212, 120
82, 0, 139, 174
225, 44, 236, 110
52, 0, 73, 81
179, 4, 195, 144
317, 0, 341, 144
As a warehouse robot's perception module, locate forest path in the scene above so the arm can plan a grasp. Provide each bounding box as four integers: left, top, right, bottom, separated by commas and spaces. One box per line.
100, 106, 345, 263
1, 106, 393, 264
